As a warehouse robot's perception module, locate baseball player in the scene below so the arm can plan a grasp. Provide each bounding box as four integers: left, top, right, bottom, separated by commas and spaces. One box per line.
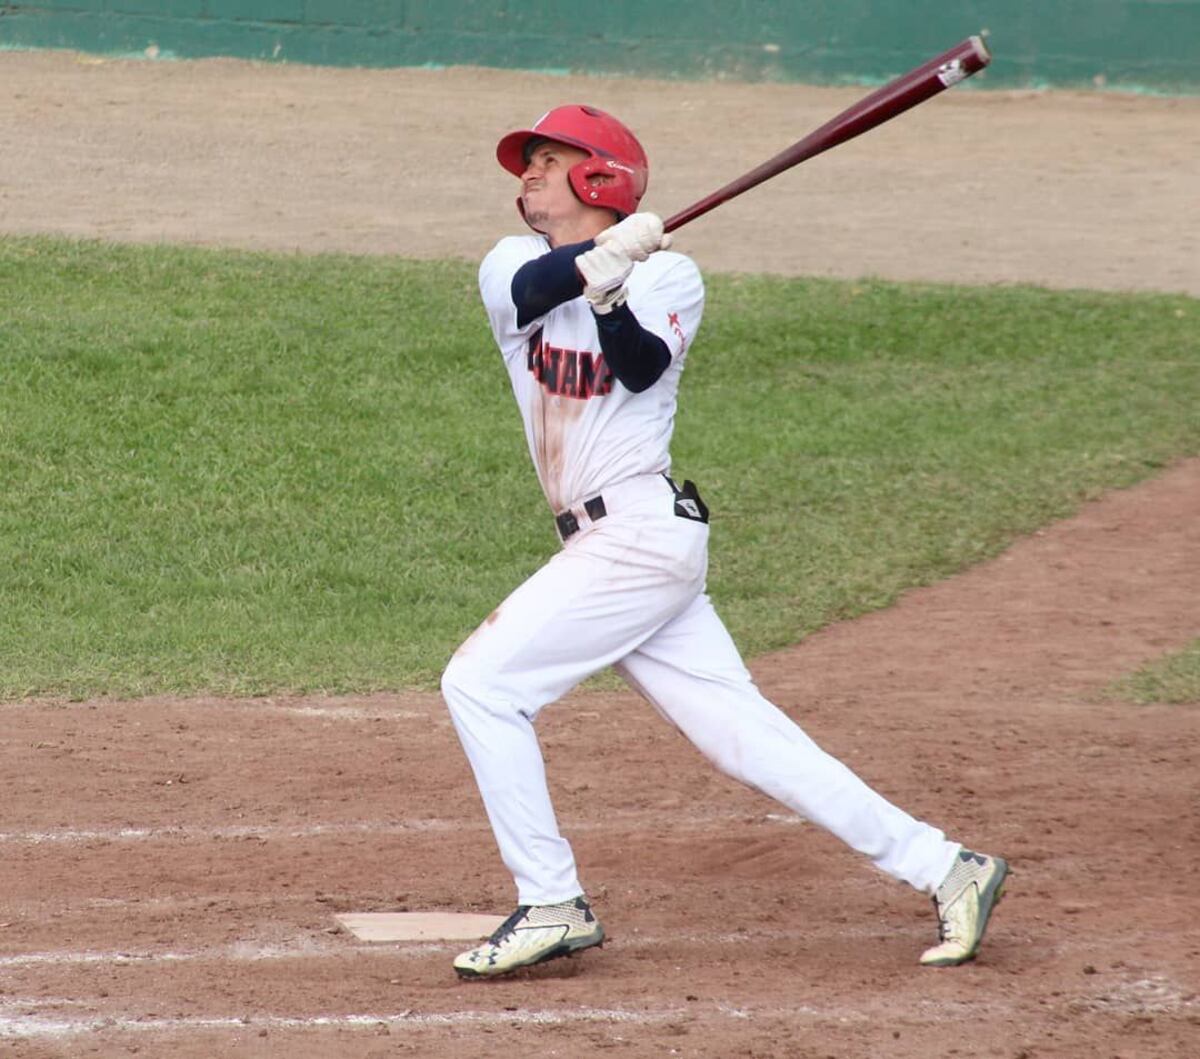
442, 104, 1008, 979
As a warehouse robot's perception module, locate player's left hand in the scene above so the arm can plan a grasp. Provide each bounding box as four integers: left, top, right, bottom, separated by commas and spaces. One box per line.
595, 212, 672, 261
576, 242, 634, 313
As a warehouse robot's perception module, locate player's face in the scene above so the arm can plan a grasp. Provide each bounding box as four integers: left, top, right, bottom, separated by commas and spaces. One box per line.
520, 141, 602, 240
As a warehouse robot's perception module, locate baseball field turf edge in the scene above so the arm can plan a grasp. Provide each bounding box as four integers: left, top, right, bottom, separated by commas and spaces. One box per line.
1, 235, 1197, 700
1102, 641, 1200, 706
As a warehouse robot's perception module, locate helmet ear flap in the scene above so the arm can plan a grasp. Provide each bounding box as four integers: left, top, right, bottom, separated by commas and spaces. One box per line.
567, 156, 643, 220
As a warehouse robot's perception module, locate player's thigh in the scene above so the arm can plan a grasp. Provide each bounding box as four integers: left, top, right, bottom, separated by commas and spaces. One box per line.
617, 593, 796, 748
620, 591, 752, 687
449, 525, 703, 710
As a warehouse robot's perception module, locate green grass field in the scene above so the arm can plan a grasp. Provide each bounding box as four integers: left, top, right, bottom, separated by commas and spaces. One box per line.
1105, 641, 1200, 706
2, 235, 1197, 700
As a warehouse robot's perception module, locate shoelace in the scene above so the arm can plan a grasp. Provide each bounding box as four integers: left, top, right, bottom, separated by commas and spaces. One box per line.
486, 905, 531, 947
936, 882, 978, 943
930, 897, 948, 942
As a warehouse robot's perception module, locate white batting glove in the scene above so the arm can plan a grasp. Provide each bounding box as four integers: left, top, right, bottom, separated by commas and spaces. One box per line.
594, 211, 672, 262
576, 242, 634, 314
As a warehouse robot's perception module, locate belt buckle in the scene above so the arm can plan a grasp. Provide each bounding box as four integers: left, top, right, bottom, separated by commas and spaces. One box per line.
556, 495, 607, 542
556, 509, 580, 541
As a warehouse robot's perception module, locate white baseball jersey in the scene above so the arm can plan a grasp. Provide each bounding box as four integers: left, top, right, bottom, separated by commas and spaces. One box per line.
479, 234, 705, 514
446, 231, 962, 917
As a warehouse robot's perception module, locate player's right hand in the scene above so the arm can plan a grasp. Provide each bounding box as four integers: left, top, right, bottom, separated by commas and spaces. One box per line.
595, 212, 672, 261
576, 242, 634, 314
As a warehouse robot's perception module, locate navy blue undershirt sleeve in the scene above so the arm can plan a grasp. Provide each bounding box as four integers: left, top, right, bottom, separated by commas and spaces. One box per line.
594, 302, 672, 394
511, 241, 672, 393
511, 240, 592, 328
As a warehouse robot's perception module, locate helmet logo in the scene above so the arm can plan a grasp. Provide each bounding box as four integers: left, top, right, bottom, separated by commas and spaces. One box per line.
605, 160, 634, 174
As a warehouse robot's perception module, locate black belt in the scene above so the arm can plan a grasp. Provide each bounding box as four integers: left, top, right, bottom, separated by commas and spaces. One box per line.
556, 495, 608, 541
555, 476, 709, 541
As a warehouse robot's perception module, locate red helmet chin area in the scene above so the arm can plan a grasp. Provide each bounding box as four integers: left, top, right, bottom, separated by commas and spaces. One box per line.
496, 104, 649, 222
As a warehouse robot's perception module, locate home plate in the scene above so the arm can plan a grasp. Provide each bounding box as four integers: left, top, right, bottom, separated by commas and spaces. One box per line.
335, 912, 506, 942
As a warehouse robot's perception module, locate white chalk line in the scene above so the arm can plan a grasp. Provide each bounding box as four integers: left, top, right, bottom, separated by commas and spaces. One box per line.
254, 705, 429, 720
1077, 974, 1200, 1016
3, 972, 1194, 1042
0, 1004, 679, 1040
0, 921, 970, 980
0, 925, 849, 972
0, 811, 803, 846
0, 700, 434, 721
0, 821, 475, 844
4, 921, 1192, 975
0, 941, 349, 970
0, 990, 971, 1041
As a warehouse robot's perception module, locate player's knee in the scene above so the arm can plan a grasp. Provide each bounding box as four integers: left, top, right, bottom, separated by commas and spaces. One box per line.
440, 656, 466, 708
441, 655, 485, 718
442, 655, 530, 726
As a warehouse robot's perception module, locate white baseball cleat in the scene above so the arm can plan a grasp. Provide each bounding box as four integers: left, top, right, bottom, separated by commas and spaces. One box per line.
920, 849, 1009, 967
453, 896, 604, 978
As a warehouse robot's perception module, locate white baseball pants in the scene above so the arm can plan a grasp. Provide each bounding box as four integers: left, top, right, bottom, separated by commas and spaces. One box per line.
441, 473, 960, 906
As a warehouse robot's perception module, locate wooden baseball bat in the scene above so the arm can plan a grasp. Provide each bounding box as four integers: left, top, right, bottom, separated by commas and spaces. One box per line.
663, 35, 991, 233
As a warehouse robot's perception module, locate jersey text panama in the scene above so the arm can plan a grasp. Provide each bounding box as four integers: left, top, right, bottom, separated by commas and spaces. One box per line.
527, 328, 614, 400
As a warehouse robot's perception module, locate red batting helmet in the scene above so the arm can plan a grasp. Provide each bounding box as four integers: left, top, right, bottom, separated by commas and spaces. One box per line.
496, 104, 649, 222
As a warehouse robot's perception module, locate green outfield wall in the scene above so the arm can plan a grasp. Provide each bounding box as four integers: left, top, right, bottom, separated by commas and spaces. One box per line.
2, 2, 1198, 92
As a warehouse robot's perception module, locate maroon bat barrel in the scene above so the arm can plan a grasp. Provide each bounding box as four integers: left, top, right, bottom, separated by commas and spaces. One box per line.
663, 35, 991, 233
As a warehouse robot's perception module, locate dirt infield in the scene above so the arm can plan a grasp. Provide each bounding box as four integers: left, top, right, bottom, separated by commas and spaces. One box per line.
1, 51, 1198, 1058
